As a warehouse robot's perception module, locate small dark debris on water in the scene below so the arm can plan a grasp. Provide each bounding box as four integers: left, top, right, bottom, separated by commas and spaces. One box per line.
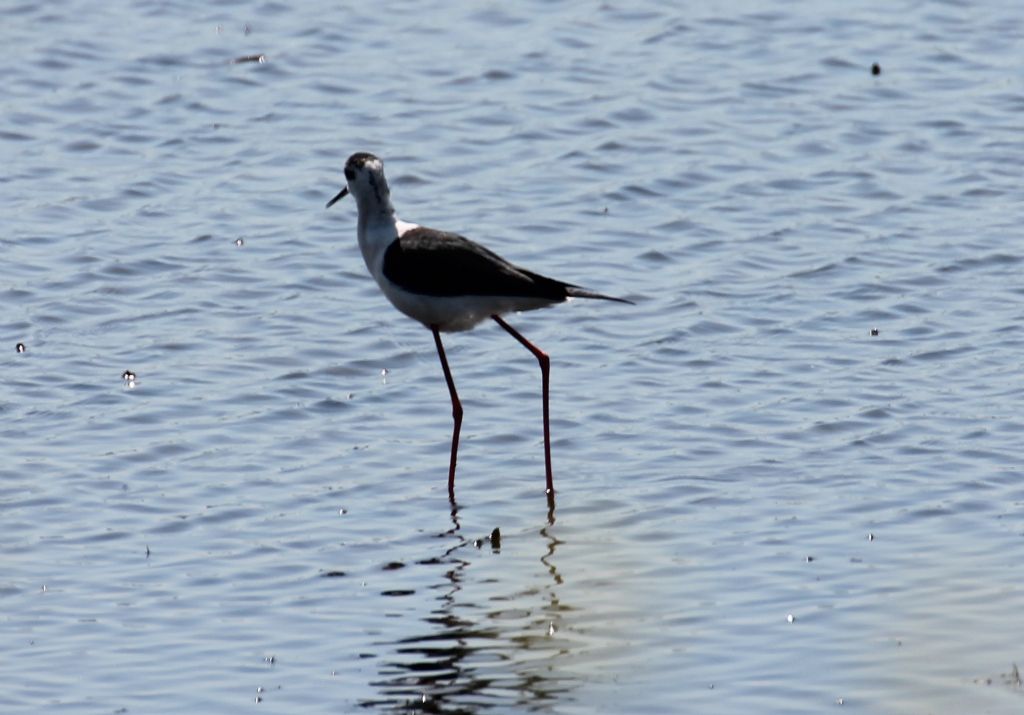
974, 663, 1023, 688
16, 342, 26, 353
321, 570, 346, 578
870, 327, 879, 336
382, 561, 405, 571
474, 527, 501, 549
145, 545, 150, 558
232, 54, 266, 64
871, 62, 881, 76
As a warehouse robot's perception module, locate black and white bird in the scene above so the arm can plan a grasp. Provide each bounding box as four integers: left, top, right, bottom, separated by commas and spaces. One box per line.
326, 152, 631, 499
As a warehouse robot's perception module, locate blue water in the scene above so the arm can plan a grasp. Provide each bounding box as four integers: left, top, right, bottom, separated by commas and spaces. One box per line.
4, 0, 1024, 712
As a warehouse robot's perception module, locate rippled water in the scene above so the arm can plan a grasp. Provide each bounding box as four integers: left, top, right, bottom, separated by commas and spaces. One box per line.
4, 0, 1024, 712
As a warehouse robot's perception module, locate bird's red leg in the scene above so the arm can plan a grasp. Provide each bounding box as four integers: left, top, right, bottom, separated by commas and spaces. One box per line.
432, 327, 462, 499
492, 315, 554, 495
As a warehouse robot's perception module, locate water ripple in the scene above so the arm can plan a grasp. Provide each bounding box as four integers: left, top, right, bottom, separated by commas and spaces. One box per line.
4, 1, 1024, 713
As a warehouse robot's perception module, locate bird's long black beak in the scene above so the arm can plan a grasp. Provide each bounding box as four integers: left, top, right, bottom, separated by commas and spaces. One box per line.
326, 185, 349, 209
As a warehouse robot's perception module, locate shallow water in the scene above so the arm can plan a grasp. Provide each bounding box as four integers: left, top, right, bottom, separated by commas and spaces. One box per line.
4, 0, 1024, 712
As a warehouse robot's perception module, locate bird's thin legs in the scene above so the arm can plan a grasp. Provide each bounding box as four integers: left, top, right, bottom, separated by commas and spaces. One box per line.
432, 326, 462, 500
492, 315, 554, 495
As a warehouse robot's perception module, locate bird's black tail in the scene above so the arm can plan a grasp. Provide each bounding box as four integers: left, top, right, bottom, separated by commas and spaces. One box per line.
565, 285, 634, 304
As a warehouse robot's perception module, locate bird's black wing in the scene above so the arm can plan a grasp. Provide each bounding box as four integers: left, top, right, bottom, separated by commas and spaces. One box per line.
382, 227, 572, 300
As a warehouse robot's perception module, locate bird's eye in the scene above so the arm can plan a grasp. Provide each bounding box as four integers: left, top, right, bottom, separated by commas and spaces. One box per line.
344, 168, 355, 181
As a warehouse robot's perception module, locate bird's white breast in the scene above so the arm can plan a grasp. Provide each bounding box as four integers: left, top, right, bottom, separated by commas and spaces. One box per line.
357, 217, 416, 282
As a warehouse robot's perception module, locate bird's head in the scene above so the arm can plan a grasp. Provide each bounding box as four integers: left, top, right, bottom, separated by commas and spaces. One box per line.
326, 152, 389, 210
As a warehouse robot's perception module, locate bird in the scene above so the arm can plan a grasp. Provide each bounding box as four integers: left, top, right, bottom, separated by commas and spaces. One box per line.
326, 152, 631, 499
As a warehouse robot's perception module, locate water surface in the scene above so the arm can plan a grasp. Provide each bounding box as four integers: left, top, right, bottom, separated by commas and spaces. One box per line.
3, 0, 1024, 713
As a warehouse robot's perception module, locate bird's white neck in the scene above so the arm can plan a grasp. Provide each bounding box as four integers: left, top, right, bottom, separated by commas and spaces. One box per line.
354, 180, 397, 250
354, 190, 393, 219
349, 169, 418, 281
356, 210, 396, 269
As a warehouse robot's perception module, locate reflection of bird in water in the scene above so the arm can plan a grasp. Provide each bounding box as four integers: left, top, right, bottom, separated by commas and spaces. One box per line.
357, 505, 572, 712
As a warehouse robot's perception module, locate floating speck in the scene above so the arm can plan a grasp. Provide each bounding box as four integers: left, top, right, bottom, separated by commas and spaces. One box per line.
380, 367, 389, 383
870, 327, 879, 336
805, 555, 814, 562
16, 342, 26, 353
122, 370, 136, 381
871, 62, 881, 76
836, 696, 845, 705
338, 507, 348, 516
490, 527, 501, 548
547, 622, 556, 636
868, 532, 875, 541
232, 54, 266, 64
235, 237, 244, 247
786, 613, 796, 623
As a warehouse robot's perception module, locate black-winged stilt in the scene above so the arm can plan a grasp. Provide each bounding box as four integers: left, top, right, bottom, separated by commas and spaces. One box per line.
327, 152, 631, 498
